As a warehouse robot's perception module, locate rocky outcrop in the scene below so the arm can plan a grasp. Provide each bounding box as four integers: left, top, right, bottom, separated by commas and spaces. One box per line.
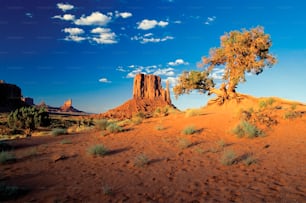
133, 74, 171, 104
0, 81, 25, 112
99, 74, 174, 119
61, 99, 72, 111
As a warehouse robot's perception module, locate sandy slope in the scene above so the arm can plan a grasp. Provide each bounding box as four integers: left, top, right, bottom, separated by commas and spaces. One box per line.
1, 101, 306, 202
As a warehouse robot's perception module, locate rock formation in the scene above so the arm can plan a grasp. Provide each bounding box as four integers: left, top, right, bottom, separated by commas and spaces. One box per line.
133, 74, 171, 104
0, 80, 25, 112
100, 74, 174, 119
60, 99, 73, 111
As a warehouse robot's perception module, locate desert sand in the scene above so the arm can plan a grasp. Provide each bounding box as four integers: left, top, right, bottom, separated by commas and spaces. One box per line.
1, 97, 305, 203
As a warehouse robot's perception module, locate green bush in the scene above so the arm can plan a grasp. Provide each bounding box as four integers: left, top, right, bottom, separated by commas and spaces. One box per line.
185, 109, 202, 117
134, 154, 149, 167
220, 150, 237, 166
95, 119, 109, 130
284, 111, 301, 120
51, 128, 67, 136
7, 107, 50, 131
106, 123, 123, 133
88, 144, 108, 156
178, 138, 192, 149
243, 155, 257, 166
182, 126, 197, 135
0, 151, 16, 164
233, 121, 263, 138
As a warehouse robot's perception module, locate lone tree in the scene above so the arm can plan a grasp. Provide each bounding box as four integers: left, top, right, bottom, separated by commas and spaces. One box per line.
174, 26, 277, 104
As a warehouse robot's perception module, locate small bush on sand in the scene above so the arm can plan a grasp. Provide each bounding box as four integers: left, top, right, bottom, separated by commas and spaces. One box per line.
51, 128, 67, 136
60, 139, 72, 144
106, 123, 123, 133
233, 121, 263, 138
102, 184, 113, 196
284, 111, 301, 120
217, 140, 226, 148
88, 144, 108, 156
155, 125, 165, 131
243, 155, 257, 166
182, 126, 197, 135
95, 119, 109, 130
134, 153, 149, 167
131, 116, 143, 125
178, 138, 192, 149
220, 150, 237, 166
185, 109, 202, 117
0, 151, 16, 164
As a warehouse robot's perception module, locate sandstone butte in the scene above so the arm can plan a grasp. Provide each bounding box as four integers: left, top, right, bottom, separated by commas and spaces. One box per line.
99, 73, 174, 119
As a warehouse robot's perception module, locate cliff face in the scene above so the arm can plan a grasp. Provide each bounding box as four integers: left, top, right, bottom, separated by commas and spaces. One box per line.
133, 74, 171, 104
0, 82, 25, 112
100, 74, 174, 119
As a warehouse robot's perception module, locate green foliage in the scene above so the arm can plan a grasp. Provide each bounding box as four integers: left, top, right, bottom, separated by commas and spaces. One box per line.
259, 98, 275, 109
153, 106, 174, 117
185, 108, 202, 117
7, 107, 50, 131
0, 151, 16, 164
233, 121, 263, 138
243, 155, 257, 166
95, 119, 109, 130
60, 139, 72, 144
88, 144, 108, 156
51, 128, 67, 136
284, 111, 301, 120
134, 153, 149, 167
182, 126, 197, 135
106, 123, 123, 133
220, 150, 237, 166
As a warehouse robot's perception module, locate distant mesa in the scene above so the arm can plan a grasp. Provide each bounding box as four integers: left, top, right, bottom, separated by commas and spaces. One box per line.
100, 73, 175, 119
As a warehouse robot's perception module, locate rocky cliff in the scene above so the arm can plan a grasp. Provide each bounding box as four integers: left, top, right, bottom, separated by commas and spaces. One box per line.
0, 81, 25, 112
99, 74, 174, 119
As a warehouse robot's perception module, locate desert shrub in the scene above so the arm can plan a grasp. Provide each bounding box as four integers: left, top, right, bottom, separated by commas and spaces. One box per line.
243, 155, 257, 166
178, 138, 192, 149
131, 116, 143, 125
182, 126, 197, 135
155, 125, 165, 131
220, 150, 237, 166
0, 183, 27, 201
0, 151, 16, 164
153, 106, 173, 117
290, 103, 297, 111
7, 107, 50, 131
259, 98, 275, 110
134, 153, 149, 167
185, 109, 202, 117
95, 119, 109, 130
267, 98, 275, 106
232, 121, 263, 138
106, 123, 123, 133
284, 111, 301, 120
88, 144, 108, 156
60, 139, 72, 144
51, 128, 67, 136
117, 119, 132, 127
102, 184, 113, 196
217, 140, 226, 148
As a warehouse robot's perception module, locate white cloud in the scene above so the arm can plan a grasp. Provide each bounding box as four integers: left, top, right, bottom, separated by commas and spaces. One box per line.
126, 67, 144, 78
163, 76, 178, 87
168, 59, 188, 66
75, 12, 111, 26
64, 35, 86, 42
153, 68, 175, 76
57, 3, 74, 12
63, 27, 84, 35
99, 78, 111, 83
131, 34, 174, 44
174, 20, 182, 24
25, 13, 33, 18
205, 16, 216, 25
211, 68, 224, 80
116, 66, 126, 72
91, 27, 117, 44
116, 11, 132, 19
137, 19, 169, 30
53, 14, 75, 21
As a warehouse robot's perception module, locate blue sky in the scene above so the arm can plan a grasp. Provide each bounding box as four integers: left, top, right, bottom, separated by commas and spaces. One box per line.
1, 0, 305, 113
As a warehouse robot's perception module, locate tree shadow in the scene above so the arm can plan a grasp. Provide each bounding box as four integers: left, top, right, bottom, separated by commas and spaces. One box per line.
108, 147, 131, 156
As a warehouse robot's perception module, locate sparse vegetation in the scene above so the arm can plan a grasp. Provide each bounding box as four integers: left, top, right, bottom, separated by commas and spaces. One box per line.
155, 125, 165, 131
134, 153, 149, 167
178, 138, 192, 149
182, 126, 197, 135
95, 119, 109, 130
102, 184, 113, 196
217, 139, 226, 148
185, 108, 202, 117
60, 139, 72, 144
106, 123, 123, 133
259, 98, 275, 110
220, 150, 237, 166
51, 128, 67, 136
233, 121, 263, 138
284, 110, 301, 120
88, 144, 109, 156
0, 151, 16, 164
243, 154, 257, 166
